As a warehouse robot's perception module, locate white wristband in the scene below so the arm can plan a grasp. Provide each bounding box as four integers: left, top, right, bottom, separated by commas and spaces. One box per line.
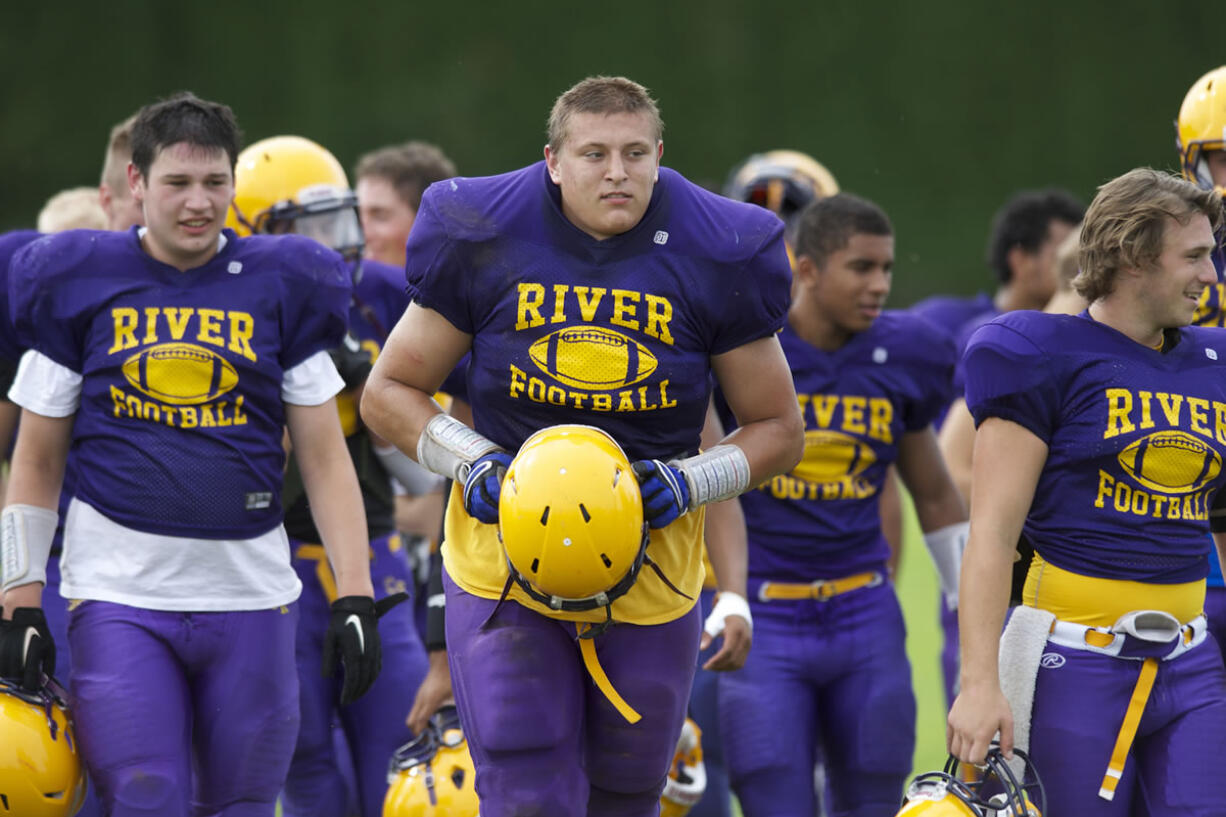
1, 504, 58, 592
674, 444, 751, 511
416, 413, 503, 483
703, 591, 753, 638
923, 520, 969, 606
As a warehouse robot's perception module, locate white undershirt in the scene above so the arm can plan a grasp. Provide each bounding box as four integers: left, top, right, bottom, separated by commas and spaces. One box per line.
8, 348, 344, 610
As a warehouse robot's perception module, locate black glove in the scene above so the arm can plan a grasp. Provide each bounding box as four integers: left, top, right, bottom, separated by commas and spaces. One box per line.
0, 607, 55, 691
632, 459, 691, 528
462, 451, 513, 524
321, 593, 408, 705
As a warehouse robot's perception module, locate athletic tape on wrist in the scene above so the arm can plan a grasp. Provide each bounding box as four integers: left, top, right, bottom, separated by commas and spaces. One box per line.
704, 591, 753, 637
674, 444, 751, 510
373, 444, 446, 495
416, 413, 503, 483
1, 504, 58, 593
923, 520, 968, 601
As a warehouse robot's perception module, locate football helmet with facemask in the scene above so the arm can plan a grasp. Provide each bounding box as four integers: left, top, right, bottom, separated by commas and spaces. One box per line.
660, 717, 707, 817
1176, 66, 1226, 195
896, 745, 1044, 816
227, 135, 364, 259
382, 705, 479, 817
723, 149, 840, 226
0, 677, 87, 817
497, 425, 649, 612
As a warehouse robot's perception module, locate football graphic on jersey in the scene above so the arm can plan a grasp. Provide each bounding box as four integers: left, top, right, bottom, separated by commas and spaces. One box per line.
121, 342, 239, 405
790, 430, 877, 483
1118, 429, 1222, 494
528, 326, 658, 390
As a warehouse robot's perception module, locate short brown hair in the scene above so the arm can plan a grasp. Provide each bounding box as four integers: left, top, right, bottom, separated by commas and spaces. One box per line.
100, 114, 137, 193
1075, 168, 1224, 302
547, 76, 663, 151
354, 141, 457, 212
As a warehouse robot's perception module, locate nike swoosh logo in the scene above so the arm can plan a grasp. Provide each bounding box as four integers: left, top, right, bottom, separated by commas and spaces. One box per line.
344, 615, 365, 655
22, 627, 36, 663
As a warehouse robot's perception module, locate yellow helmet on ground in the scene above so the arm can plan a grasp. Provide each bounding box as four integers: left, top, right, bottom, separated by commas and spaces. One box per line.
0, 678, 87, 817
897, 746, 1043, 817
227, 135, 363, 258
660, 717, 706, 817
724, 149, 840, 224
1176, 66, 1226, 193
383, 706, 479, 817
498, 425, 648, 610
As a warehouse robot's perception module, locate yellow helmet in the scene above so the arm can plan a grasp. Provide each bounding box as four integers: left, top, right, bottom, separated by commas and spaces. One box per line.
227, 135, 363, 258
0, 678, 87, 817
660, 718, 706, 817
498, 425, 647, 609
896, 747, 1043, 817
723, 149, 840, 224
383, 706, 479, 817
1176, 66, 1226, 193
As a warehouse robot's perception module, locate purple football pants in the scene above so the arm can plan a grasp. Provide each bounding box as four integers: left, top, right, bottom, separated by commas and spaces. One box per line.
282, 532, 428, 817
444, 568, 701, 817
1028, 636, 1226, 815
1205, 586, 1226, 659
719, 581, 915, 817
67, 600, 300, 817
687, 588, 732, 817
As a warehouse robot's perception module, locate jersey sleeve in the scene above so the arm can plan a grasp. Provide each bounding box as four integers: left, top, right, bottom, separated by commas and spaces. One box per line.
8, 233, 92, 373
404, 191, 472, 334
707, 223, 791, 355
962, 320, 1061, 443
278, 237, 352, 370
903, 319, 957, 431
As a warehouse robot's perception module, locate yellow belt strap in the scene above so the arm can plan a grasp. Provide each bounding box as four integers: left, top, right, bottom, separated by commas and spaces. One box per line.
576, 623, 642, 724
1098, 657, 1158, 801
759, 571, 880, 601
295, 544, 339, 604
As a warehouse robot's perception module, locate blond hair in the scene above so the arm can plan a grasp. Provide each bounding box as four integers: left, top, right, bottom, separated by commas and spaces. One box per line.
37, 187, 108, 232
546, 76, 662, 150
100, 114, 137, 194
1075, 168, 1223, 303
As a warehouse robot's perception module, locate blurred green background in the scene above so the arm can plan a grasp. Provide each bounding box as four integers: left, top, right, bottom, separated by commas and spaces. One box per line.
1, 1, 1217, 305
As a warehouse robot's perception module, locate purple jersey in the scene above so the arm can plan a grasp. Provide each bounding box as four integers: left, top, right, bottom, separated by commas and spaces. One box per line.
0, 229, 40, 363
9, 227, 349, 538
406, 162, 791, 460
964, 310, 1226, 583
909, 291, 994, 338
734, 312, 954, 580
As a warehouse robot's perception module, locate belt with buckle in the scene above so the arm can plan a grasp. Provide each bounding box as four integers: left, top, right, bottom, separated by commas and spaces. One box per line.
753, 571, 884, 602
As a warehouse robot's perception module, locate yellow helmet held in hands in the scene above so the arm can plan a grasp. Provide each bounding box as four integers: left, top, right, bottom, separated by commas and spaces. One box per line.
896, 746, 1043, 817
0, 677, 87, 817
383, 706, 479, 817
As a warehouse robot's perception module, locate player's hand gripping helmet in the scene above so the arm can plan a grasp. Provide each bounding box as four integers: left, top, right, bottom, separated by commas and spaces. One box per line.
896, 745, 1044, 817
660, 718, 707, 817
498, 425, 649, 612
383, 705, 479, 817
1176, 66, 1226, 194
0, 677, 87, 817
723, 149, 840, 225
227, 135, 364, 259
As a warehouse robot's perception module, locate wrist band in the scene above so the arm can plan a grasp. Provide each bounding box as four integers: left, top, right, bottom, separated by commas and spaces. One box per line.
416, 413, 503, 482
1, 504, 58, 593
703, 590, 753, 638
674, 444, 751, 510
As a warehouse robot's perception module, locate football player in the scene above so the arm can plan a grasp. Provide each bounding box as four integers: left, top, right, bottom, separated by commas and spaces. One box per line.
717, 193, 967, 817
361, 75, 804, 816
0, 92, 379, 817
1177, 65, 1226, 659
948, 168, 1226, 814
97, 114, 145, 233
226, 134, 431, 817
36, 187, 107, 233
354, 141, 457, 270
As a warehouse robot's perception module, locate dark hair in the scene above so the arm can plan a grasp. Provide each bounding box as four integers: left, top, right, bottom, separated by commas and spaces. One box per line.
129, 91, 242, 180
354, 141, 457, 212
793, 193, 893, 267
986, 189, 1084, 284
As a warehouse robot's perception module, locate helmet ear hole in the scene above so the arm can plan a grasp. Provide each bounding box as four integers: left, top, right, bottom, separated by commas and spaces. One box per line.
579, 503, 591, 522
451, 766, 466, 789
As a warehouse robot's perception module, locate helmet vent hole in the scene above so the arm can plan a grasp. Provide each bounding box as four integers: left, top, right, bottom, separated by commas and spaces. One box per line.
539, 506, 550, 526
600, 553, 613, 568
579, 503, 591, 522
530, 558, 540, 574
452, 766, 466, 788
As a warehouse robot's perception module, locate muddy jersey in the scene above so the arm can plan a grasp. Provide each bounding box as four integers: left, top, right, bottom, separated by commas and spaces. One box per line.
406, 161, 791, 623
729, 312, 954, 580
9, 227, 349, 539
963, 310, 1226, 583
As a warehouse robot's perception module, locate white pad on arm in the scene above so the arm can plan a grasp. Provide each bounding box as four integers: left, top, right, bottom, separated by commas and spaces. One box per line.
703, 591, 752, 638
674, 444, 751, 510
923, 521, 968, 606
416, 413, 503, 483
1, 504, 58, 592
373, 444, 446, 496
